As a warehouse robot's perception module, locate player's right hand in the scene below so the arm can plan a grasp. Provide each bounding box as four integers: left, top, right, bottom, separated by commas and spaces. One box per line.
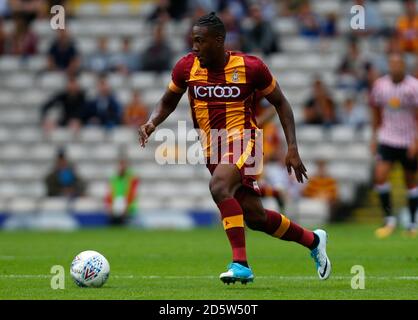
138, 122, 156, 148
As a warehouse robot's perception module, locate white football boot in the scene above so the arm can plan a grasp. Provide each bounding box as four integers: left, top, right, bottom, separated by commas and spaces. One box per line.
310, 229, 331, 280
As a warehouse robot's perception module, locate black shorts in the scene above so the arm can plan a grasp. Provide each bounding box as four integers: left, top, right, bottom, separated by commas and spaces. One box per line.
377, 144, 418, 171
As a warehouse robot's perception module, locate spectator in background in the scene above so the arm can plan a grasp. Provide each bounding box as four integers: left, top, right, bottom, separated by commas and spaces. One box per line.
395, 0, 418, 54
242, 4, 280, 55
40, 76, 86, 133
110, 37, 139, 75
220, 8, 243, 51
85, 76, 122, 129
105, 159, 140, 225
296, 1, 322, 38
123, 90, 149, 127
339, 97, 369, 129
0, 0, 11, 18
302, 159, 339, 219
321, 12, 337, 37
48, 29, 80, 75
141, 24, 172, 73
218, 0, 248, 22
9, 0, 43, 26
0, 18, 7, 54
45, 148, 86, 198
85, 36, 113, 74
148, 0, 188, 22
9, 16, 37, 56
303, 78, 338, 126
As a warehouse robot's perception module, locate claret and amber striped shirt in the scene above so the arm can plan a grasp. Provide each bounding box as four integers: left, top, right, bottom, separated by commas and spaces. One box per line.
168, 51, 276, 157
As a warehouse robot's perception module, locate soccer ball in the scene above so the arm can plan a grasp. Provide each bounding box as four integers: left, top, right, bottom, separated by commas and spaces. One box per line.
70, 250, 110, 288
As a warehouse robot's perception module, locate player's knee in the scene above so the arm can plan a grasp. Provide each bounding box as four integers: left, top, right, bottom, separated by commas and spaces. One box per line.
209, 177, 233, 203
244, 211, 267, 231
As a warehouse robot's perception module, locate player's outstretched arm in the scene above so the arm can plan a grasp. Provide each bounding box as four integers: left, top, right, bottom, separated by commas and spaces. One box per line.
138, 89, 183, 148
265, 84, 308, 183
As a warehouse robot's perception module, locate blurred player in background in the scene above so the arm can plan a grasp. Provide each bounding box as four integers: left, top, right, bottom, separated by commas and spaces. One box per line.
139, 12, 331, 284
370, 53, 418, 238
105, 159, 140, 226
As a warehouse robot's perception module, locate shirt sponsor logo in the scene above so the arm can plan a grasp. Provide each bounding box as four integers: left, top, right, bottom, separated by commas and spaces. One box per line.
193, 85, 241, 98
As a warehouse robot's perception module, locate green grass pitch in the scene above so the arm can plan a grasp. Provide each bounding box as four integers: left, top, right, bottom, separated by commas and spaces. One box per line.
0, 223, 417, 299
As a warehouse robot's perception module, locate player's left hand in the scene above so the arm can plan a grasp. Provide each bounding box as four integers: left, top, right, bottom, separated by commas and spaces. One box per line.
286, 146, 308, 183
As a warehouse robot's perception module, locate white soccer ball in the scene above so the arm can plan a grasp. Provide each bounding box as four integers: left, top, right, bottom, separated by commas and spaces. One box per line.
70, 250, 110, 288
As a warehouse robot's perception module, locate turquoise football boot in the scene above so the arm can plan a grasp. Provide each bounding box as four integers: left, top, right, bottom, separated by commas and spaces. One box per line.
219, 262, 254, 285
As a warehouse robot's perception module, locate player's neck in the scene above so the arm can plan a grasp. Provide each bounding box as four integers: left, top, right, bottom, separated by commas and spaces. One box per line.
391, 73, 405, 84
207, 51, 229, 70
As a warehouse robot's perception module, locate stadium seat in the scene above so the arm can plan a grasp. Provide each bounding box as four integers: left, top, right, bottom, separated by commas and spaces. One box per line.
90, 144, 119, 161
0, 91, 15, 107
11, 163, 47, 181
87, 181, 108, 198
0, 145, 28, 161
76, 3, 103, 17
330, 125, 356, 143
342, 143, 371, 162
312, 0, 342, 14
38, 197, 70, 212
8, 197, 38, 214
297, 126, 324, 143
110, 127, 136, 145
130, 72, 157, 89
0, 182, 20, 198
47, 128, 76, 145
107, 3, 135, 16
0, 56, 20, 72
78, 127, 106, 144
339, 182, 356, 204
19, 89, 49, 107
167, 197, 194, 210
272, 18, 298, 35
71, 197, 105, 212
0, 127, 11, 143
5, 73, 35, 89
297, 198, 330, 225
107, 73, 126, 89
38, 72, 66, 90
19, 182, 46, 198
30, 143, 56, 161
15, 127, 43, 144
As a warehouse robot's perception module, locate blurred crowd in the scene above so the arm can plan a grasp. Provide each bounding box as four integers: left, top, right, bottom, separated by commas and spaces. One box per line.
1, 0, 418, 220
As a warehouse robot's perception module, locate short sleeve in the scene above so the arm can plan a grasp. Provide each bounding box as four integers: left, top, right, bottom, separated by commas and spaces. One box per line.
254, 58, 276, 96
369, 80, 382, 108
168, 57, 188, 94
413, 80, 418, 108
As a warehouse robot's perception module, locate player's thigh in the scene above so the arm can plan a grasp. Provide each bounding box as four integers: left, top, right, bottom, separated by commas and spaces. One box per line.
210, 163, 242, 195
235, 186, 265, 219
403, 169, 417, 188
400, 152, 418, 188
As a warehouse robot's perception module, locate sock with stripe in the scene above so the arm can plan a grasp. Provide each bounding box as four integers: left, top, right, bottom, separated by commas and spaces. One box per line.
254, 209, 318, 250
375, 183, 393, 219
217, 198, 247, 264
408, 187, 418, 225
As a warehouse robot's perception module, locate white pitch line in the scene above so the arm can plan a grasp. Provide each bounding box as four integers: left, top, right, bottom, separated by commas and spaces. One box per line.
1, 275, 418, 280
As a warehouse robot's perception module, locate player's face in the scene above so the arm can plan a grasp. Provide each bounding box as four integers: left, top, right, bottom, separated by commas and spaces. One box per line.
388, 55, 405, 78
191, 26, 221, 68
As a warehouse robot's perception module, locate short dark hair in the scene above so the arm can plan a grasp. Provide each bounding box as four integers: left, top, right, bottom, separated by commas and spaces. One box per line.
194, 12, 226, 39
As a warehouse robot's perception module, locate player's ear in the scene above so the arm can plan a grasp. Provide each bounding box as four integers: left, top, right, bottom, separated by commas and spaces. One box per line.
215, 36, 224, 47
